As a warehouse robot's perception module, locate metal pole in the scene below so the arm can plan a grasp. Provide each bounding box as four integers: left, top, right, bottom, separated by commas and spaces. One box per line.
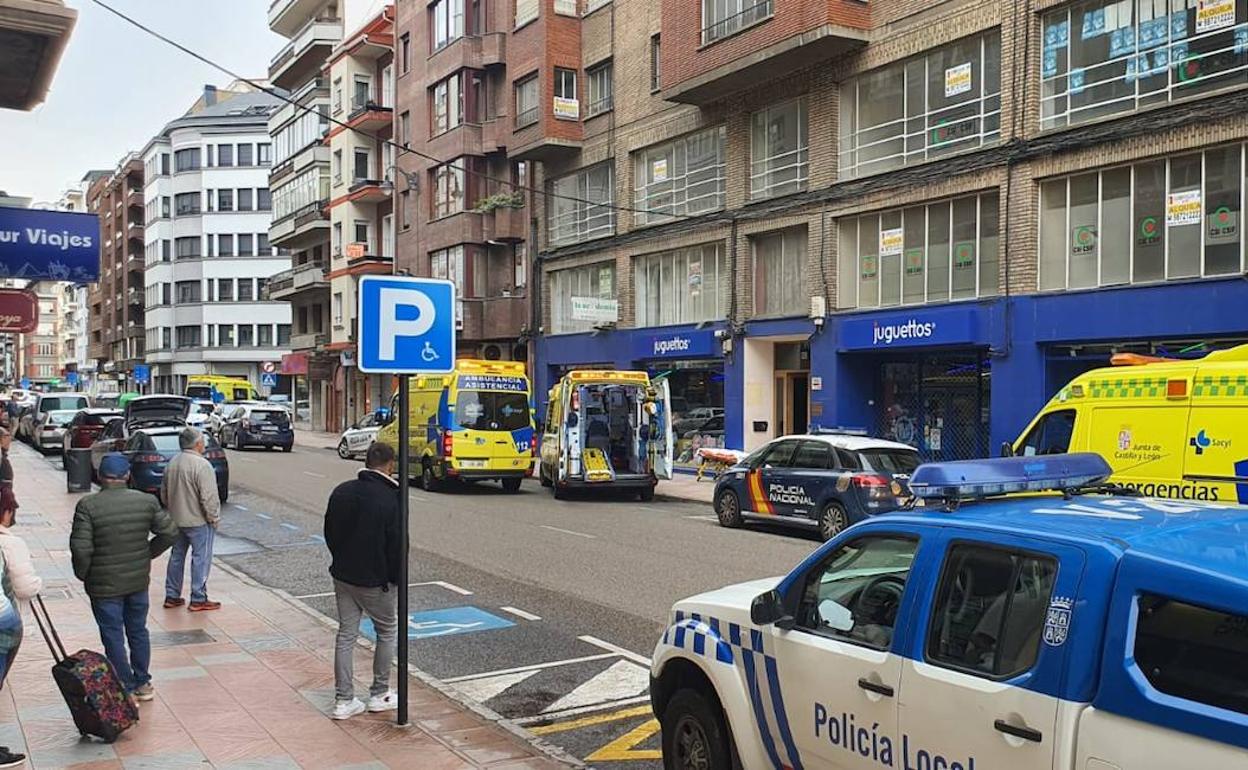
396, 372, 410, 726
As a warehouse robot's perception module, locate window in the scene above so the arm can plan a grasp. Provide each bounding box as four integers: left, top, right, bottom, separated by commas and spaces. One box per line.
516, 0, 538, 27
162, 284, 171, 305
175, 326, 201, 349
432, 160, 467, 218
753, 227, 807, 318
272, 108, 330, 167
333, 292, 344, 325
175, 236, 201, 259
175, 192, 201, 216
1135, 594, 1248, 715
238, 325, 254, 347
333, 150, 343, 184
217, 144, 234, 167
352, 75, 371, 110
431, 245, 486, 299
432, 74, 463, 135
277, 324, 291, 346
795, 536, 918, 649
218, 234, 234, 257
258, 143, 271, 166
634, 126, 726, 224
1038, 146, 1246, 291
353, 148, 371, 182
258, 233, 270, 255
382, 214, 394, 258
175, 280, 201, 304
333, 222, 343, 254
548, 163, 615, 246
1041, 0, 1248, 130
703, 0, 772, 44
550, 262, 617, 333
401, 33, 411, 73
174, 148, 200, 172
751, 98, 807, 199
586, 60, 613, 117
239, 280, 255, 302
927, 546, 1057, 678
792, 441, 833, 470
162, 328, 172, 349
218, 279, 234, 302
217, 189, 234, 212
354, 220, 371, 252
837, 191, 1000, 309
400, 111, 412, 146
238, 189, 254, 212
238, 234, 254, 257
259, 324, 273, 346
237, 144, 253, 166
433, 0, 465, 50
650, 35, 661, 91
554, 68, 578, 119
160, 153, 170, 175
162, 196, 171, 219
1018, 409, 1076, 456
634, 243, 727, 326
219, 325, 235, 347
839, 31, 1001, 179
515, 75, 539, 128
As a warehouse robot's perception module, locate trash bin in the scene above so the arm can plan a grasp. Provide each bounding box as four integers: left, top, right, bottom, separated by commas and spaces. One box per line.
65, 448, 93, 493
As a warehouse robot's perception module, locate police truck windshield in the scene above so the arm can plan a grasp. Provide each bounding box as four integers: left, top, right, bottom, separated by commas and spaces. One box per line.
455, 392, 531, 432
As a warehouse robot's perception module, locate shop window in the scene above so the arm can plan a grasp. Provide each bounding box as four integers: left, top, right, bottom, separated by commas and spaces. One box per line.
840, 31, 1001, 179
1018, 409, 1076, 456
1134, 593, 1248, 716
634, 127, 726, 225
751, 98, 807, 200
663, 367, 726, 469
838, 192, 999, 309
550, 262, 616, 334
634, 243, 726, 327
752, 227, 807, 318
1041, 0, 1248, 130
1038, 146, 1246, 290
548, 163, 615, 247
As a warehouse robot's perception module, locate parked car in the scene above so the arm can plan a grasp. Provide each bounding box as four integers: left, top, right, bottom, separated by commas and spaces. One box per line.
89, 394, 192, 477
189, 400, 222, 436
336, 412, 383, 459
672, 407, 726, 436
124, 426, 230, 503
65, 408, 124, 450
92, 393, 121, 409
31, 409, 80, 454
22, 392, 90, 443
220, 404, 294, 452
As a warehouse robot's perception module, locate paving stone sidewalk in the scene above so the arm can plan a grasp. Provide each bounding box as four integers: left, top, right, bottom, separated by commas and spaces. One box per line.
2, 444, 572, 769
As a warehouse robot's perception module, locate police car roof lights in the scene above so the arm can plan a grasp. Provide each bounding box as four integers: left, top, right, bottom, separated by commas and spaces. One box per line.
907, 453, 1113, 505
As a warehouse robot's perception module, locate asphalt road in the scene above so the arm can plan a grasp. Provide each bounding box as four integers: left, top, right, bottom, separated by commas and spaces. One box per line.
218, 442, 818, 767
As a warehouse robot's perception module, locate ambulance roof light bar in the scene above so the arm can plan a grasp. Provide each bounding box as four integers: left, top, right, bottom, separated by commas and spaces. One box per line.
907, 454, 1113, 506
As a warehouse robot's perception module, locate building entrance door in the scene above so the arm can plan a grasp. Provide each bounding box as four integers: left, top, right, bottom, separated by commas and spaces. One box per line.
774, 371, 810, 436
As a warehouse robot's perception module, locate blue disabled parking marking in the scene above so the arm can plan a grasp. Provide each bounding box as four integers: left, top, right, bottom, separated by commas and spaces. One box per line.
360, 606, 514, 641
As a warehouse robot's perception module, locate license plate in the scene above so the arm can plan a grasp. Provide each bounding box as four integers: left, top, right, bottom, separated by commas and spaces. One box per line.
459, 459, 486, 469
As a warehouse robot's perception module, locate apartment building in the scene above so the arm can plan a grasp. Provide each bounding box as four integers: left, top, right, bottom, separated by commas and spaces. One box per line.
23, 283, 60, 384
267, 0, 342, 430
505, 0, 1248, 467
56, 182, 95, 386
142, 83, 292, 395
392, 0, 534, 372
85, 156, 146, 391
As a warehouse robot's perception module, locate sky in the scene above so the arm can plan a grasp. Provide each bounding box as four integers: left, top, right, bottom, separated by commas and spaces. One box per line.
0, 0, 285, 205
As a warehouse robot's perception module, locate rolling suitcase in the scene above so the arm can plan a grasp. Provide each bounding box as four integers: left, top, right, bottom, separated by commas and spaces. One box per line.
30, 595, 139, 743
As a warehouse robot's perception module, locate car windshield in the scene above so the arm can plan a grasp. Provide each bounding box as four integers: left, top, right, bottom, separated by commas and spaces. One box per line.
858, 449, 921, 475
251, 409, 289, 425
455, 391, 530, 432
186, 385, 211, 400
41, 396, 88, 411
48, 410, 78, 425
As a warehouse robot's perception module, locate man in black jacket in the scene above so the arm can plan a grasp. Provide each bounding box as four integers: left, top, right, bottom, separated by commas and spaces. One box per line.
324, 441, 401, 720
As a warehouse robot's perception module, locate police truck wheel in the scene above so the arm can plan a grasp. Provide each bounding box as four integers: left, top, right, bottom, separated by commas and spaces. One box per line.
661, 689, 732, 770
337, 440, 351, 459
818, 501, 849, 541
715, 489, 743, 528
502, 477, 522, 493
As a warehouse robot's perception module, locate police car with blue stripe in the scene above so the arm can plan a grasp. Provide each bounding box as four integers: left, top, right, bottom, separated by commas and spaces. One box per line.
653, 454, 1248, 770
714, 432, 920, 541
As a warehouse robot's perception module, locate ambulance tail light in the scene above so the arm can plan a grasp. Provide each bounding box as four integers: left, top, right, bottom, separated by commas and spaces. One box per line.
442, 430, 454, 458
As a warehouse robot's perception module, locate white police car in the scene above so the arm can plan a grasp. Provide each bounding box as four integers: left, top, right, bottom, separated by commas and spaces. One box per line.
651, 454, 1248, 770
336, 411, 384, 459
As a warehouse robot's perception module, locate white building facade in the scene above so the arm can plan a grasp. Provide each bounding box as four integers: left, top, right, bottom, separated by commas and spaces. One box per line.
142, 85, 292, 394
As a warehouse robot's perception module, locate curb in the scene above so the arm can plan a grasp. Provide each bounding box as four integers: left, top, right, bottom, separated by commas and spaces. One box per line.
212, 559, 586, 769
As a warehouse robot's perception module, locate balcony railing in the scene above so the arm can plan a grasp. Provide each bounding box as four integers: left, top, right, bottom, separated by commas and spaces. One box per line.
702, 0, 773, 44
515, 106, 539, 129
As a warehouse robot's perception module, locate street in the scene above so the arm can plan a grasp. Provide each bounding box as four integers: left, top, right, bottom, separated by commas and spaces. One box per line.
217, 440, 816, 767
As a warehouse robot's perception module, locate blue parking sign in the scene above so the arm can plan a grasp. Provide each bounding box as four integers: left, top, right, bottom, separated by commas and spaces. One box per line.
357, 276, 456, 374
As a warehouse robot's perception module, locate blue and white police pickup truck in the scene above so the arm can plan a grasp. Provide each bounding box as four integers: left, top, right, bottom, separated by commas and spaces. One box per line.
650, 454, 1248, 770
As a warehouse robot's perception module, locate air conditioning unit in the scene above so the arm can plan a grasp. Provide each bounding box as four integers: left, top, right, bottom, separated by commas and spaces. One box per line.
482, 344, 502, 361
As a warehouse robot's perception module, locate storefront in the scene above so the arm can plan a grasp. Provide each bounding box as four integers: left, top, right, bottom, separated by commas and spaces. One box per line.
631, 329, 725, 469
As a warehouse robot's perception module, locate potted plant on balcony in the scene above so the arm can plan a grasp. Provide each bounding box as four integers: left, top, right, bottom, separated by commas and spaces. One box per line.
471, 191, 525, 213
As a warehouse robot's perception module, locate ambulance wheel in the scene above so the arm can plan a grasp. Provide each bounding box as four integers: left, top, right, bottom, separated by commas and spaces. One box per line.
715, 489, 743, 528
638, 485, 655, 502
502, 477, 522, 493
661, 689, 733, 770
337, 440, 351, 459
818, 501, 849, 541
539, 466, 552, 487
421, 462, 440, 492
553, 483, 567, 500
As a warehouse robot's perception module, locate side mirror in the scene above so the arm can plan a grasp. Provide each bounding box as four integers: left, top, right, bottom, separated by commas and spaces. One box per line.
350, 423, 359, 430
1000, 441, 1014, 458
750, 589, 795, 630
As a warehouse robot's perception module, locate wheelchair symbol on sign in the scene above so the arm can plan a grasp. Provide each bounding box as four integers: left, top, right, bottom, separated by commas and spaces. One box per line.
421, 341, 439, 363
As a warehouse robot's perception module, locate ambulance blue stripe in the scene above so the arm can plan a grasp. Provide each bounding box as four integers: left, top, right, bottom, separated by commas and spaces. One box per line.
765, 654, 804, 770
741, 650, 784, 770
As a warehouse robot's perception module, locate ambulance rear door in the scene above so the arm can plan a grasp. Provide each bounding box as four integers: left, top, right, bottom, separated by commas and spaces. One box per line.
652, 378, 674, 480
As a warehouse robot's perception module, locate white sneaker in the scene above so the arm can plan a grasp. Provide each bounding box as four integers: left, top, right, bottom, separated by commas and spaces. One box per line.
331, 698, 365, 720
367, 691, 398, 713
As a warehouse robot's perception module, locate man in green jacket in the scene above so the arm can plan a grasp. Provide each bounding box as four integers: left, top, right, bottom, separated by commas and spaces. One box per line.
70, 453, 177, 701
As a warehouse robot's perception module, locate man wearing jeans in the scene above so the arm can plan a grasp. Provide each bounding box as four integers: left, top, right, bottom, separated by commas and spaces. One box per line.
70, 454, 177, 701
162, 427, 222, 611
323, 442, 401, 720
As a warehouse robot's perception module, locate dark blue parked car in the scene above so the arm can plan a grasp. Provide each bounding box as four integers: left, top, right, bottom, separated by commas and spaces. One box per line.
125, 426, 230, 502
220, 404, 294, 452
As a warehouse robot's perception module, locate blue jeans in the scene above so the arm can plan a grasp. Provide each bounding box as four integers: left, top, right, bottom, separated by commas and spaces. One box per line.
89, 592, 150, 693
166, 524, 214, 603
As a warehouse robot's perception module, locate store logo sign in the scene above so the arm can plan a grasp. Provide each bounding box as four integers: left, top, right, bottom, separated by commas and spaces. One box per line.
653, 336, 691, 356
872, 319, 936, 346
635, 329, 717, 359
841, 307, 980, 352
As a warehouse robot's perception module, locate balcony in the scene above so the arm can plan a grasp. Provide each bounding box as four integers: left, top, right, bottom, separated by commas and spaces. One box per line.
660, 0, 868, 105
425, 210, 484, 250
267, 260, 329, 300
269, 141, 329, 188
347, 178, 389, 205
341, 246, 393, 276
344, 100, 392, 133
290, 331, 329, 351
459, 295, 529, 341
0, 0, 76, 111
270, 17, 342, 90
482, 205, 525, 243
126, 190, 143, 208
268, 0, 332, 37
510, 108, 582, 162
426, 32, 507, 86
126, 287, 143, 307
270, 197, 330, 247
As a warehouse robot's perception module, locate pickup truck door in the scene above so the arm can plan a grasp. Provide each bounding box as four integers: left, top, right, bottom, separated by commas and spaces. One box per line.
897, 533, 1086, 770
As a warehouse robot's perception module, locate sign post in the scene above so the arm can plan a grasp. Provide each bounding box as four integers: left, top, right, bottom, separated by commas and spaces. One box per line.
357, 275, 456, 726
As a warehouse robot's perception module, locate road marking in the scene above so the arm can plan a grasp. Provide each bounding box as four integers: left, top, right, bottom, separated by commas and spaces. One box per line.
443, 652, 618, 684
301, 470, 326, 478
254, 512, 271, 520
684, 514, 719, 522
515, 696, 651, 726
452, 669, 540, 703
292, 581, 472, 600
527, 705, 652, 736
587, 718, 662, 761
499, 606, 541, 621
542, 659, 650, 714
234, 504, 249, 511
540, 525, 596, 539
361, 607, 513, 640
413, 580, 473, 596
279, 522, 299, 531
265, 540, 322, 549
578, 635, 652, 666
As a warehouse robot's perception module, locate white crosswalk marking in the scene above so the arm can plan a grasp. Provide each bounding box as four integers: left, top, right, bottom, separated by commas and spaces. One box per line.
541, 659, 650, 714
451, 669, 540, 703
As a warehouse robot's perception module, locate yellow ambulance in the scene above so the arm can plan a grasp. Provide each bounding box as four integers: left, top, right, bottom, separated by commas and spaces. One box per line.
539, 370, 674, 501
186, 376, 260, 402
1009, 344, 1248, 503
376, 359, 535, 492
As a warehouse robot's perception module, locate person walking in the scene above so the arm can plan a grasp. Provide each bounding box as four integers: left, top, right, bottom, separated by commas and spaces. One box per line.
0, 484, 36, 767
69, 454, 177, 701
324, 442, 401, 720
0, 428, 14, 488
161, 427, 221, 612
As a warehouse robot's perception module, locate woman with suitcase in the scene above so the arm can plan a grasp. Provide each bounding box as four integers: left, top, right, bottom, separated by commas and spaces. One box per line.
0, 482, 36, 766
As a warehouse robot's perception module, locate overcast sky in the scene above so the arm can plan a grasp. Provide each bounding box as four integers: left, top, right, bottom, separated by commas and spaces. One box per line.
0, 0, 283, 204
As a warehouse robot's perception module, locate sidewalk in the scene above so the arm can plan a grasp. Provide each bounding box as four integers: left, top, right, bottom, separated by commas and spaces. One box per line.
2, 445, 572, 770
